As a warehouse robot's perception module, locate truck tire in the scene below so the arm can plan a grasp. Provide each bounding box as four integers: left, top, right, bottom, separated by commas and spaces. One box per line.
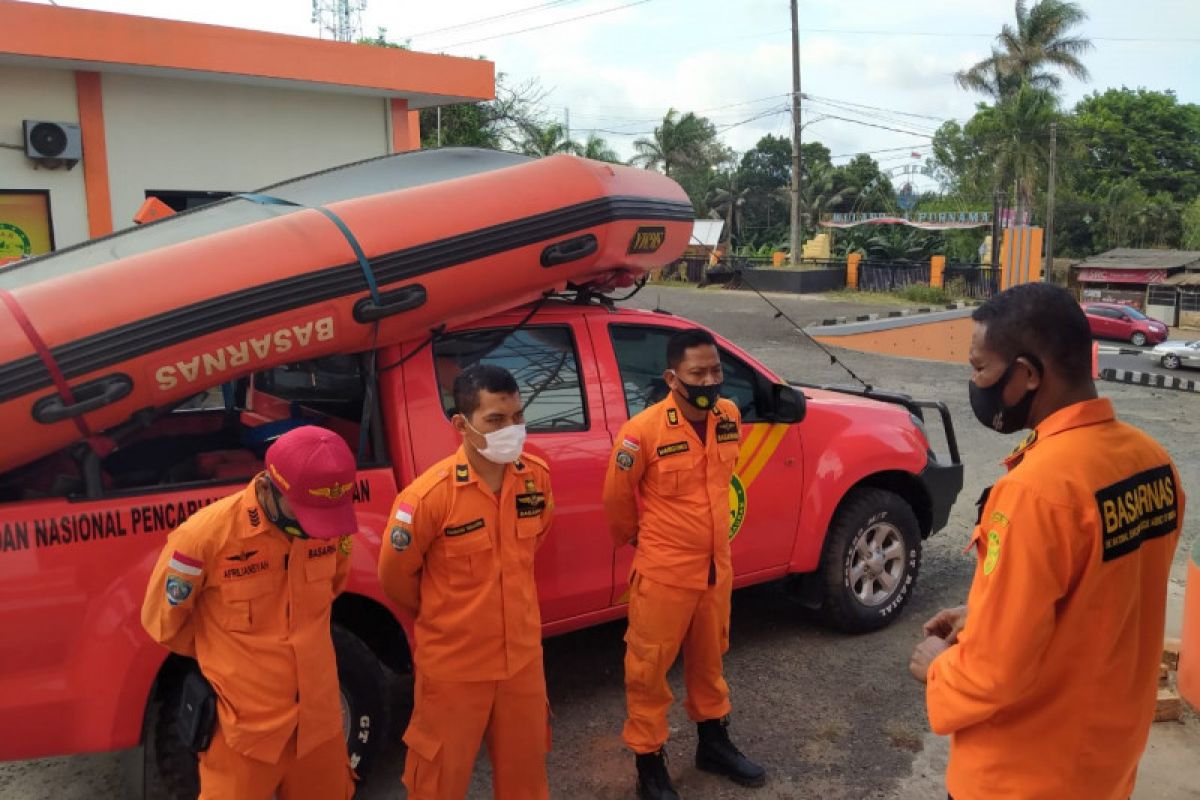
816, 487, 922, 633
151, 627, 390, 797
333, 624, 391, 784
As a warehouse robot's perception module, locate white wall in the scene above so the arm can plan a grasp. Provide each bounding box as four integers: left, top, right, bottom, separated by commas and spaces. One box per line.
0, 65, 90, 248
102, 73, 390, 232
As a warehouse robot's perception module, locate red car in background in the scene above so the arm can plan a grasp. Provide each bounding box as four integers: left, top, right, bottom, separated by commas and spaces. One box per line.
1081, 302, 1169, 347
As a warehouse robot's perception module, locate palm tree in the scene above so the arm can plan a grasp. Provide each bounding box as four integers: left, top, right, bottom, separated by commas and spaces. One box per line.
706, 171, 751, 249
580, 134, 620, 163
985, 83, 1059, 225
955, 0, 1091, 100
631, 109, 717, 176
517, 122, 579, 158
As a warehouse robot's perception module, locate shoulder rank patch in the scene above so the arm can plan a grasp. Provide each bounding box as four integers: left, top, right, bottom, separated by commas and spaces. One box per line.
390, 525, 411, 552
516, 492, 546, 518
526, 478, 537, 492
616, 450, 635, 470
666, 408, 679, 426
715, 419, 739, 443
455, 464, 470, 483
1096, 464, 1178, 562
657, 441, 689, 457
165, 575, 194, 606
247, 508, 261, 527
445, 518, 485, 537
338, 535, 354, 556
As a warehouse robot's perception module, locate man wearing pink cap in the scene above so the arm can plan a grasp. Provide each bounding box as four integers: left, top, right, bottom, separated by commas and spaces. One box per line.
142, 425, 359, 799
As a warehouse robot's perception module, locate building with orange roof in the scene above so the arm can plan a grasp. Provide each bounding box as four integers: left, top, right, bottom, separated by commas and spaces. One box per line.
0, 0, 494, 256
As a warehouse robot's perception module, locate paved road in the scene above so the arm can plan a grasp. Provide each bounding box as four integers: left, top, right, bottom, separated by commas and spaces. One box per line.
3, 286, 1197, 800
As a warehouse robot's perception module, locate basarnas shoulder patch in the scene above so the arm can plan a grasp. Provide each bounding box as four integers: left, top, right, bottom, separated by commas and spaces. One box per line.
616, 450, 635, 470
390, 525, 412, 552
165, 575, 194, 606
983, 530, 1002, 575
1095, 464, 1178, 562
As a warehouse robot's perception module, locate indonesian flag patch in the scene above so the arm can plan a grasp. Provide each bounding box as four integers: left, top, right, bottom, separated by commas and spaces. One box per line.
395, 503, 415, 525
622, 435, 640, 452
167, 551, 203, 576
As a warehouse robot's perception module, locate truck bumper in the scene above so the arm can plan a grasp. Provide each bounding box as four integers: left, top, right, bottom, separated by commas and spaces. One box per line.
920, 454, 964, 536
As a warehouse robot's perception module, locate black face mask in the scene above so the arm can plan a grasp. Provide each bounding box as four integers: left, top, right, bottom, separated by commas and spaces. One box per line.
264, 480, 308, 539
969, 356, 1041, 434
673, 376, 722, 411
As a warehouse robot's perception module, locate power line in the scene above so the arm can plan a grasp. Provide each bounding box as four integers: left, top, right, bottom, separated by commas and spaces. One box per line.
406, 0, 585, 40
436, 0, 652, 50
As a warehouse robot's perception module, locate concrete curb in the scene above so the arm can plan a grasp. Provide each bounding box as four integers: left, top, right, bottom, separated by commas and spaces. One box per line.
1100, 368, 1200, 394
816, 300, 980, 328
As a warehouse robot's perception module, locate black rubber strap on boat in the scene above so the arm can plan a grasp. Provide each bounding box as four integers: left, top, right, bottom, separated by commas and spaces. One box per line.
237, 193, 382, 307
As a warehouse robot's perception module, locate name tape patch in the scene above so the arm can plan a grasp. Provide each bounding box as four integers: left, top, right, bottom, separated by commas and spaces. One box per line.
445, 518, 486, 537
656, 442, 690, 457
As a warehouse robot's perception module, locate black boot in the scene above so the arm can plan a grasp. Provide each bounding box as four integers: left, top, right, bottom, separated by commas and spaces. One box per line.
635, 749, 681, 800
695, 718, 767, 788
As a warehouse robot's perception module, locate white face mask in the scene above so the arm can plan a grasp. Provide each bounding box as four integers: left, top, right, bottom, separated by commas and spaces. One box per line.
465, 421, 527, 464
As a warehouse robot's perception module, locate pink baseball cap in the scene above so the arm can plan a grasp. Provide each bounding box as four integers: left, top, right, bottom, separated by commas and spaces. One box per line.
264, 426, 357, 539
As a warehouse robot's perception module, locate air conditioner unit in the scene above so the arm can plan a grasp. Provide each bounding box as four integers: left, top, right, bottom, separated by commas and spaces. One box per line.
23, 120, 82, 166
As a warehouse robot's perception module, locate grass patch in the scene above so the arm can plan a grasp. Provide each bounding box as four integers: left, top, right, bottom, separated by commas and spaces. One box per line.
825, 286, 957, 306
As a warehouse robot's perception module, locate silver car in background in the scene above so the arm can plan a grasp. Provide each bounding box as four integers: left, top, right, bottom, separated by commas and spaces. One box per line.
1148, 339, 1200, 370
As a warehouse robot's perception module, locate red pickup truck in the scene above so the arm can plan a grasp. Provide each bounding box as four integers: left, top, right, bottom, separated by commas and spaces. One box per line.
0, 294, 962, 795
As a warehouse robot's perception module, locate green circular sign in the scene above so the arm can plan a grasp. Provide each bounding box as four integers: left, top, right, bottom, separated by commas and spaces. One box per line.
0, 223, 32, 259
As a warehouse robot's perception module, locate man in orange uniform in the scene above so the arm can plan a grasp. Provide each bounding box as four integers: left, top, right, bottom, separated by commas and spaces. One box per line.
909, 284, 1185, 800
142, 425, 358, 800
379, 364, 554, 799
604, 328, 766, 800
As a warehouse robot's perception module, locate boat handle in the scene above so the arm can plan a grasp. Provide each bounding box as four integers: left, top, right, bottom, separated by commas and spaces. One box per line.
354, 283, 428, 323
541, 234, 598, 267
32, 374, 133, 424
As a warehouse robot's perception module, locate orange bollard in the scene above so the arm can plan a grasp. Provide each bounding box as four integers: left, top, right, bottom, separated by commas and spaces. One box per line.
847, 253, 861, 290
1180, 539, 1200, 711
1091, 340, 1100, 380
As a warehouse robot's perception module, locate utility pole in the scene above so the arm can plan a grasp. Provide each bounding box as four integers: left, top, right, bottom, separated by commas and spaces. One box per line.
564, 107, 571, 144
1044, 121, 1057, 283
991, 189, 1003, 287
437, 106, 442, 148
789, 0, 803, 265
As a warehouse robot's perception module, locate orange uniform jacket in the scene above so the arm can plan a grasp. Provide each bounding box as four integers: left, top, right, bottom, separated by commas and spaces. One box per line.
141, 483, 352, 764
927, 398, 1185, 800
603, 394, 741, 590
378, 448, 554, 682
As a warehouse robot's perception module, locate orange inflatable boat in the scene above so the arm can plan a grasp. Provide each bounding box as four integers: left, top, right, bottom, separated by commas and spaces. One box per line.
0, 149, 692, 473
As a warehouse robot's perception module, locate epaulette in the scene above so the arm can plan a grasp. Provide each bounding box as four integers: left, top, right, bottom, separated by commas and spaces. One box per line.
1004, 429, 1038, 469
520, 452, 550, 472
405, 457, 457, 499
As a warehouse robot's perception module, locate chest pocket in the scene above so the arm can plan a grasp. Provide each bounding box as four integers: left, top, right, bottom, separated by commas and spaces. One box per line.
304, 555, 338, 605
218, 575, 276, 632
442, 526, 494, 587
654, 451, 699, 497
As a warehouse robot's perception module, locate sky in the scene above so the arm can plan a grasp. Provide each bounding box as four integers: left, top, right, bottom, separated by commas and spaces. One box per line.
35, 0, 1200, 193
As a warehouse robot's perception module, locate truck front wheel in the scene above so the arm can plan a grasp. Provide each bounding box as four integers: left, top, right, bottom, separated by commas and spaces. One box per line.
150, 625, 390, 797
816, 487, 922, 633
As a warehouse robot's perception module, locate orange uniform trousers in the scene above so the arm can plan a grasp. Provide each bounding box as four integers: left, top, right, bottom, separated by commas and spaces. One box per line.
198, 726, 353, 800
623, 571, 733, 753
403, 653, 549, 800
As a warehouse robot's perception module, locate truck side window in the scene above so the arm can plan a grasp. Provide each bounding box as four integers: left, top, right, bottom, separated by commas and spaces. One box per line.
609, 325, 762, 421
432, 326, 588, 433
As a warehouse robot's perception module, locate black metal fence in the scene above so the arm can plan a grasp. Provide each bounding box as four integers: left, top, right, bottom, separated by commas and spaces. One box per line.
858, 261, 931, 292
944, 264, 999, 299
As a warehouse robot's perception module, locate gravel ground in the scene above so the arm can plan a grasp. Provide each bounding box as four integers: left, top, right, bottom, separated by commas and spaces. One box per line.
3, 285, 1197, 800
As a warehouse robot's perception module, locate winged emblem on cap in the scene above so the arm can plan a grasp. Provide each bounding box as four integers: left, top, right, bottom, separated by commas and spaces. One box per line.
308, 481, 354, 500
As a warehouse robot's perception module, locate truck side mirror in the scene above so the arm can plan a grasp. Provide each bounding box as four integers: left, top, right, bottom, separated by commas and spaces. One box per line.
770, 383, 806, 423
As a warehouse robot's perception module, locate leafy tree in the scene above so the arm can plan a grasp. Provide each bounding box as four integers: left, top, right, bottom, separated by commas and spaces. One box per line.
1183, 198, 1200, 251
955, 0, 1091, 100
1065, 88, 1200, 202
417, 76, 548, 150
